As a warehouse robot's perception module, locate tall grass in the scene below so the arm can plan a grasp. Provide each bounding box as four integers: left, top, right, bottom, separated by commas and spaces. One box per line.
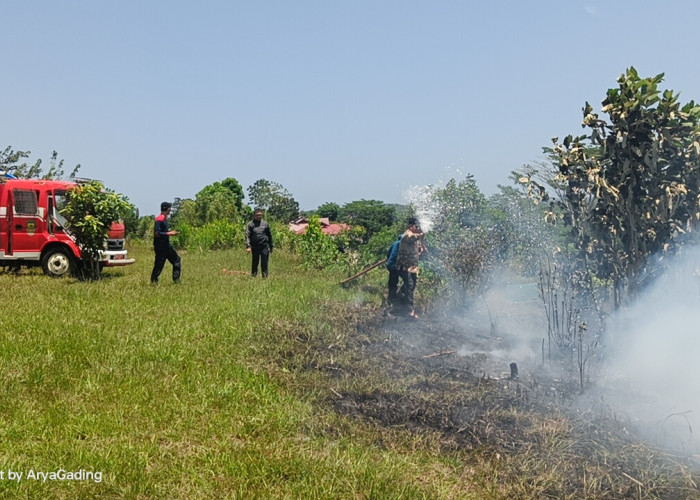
0, 244, 468, 499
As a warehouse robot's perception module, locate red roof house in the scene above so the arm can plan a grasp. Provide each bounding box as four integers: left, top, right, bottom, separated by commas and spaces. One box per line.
289, 217, 351, 235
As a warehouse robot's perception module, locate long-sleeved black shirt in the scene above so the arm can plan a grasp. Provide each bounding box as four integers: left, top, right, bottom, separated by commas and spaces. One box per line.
245, 219, 273, 251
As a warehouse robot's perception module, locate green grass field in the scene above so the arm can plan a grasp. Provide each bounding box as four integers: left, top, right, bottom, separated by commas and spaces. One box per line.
4, 243, 698, 499
0, 244, 472, 499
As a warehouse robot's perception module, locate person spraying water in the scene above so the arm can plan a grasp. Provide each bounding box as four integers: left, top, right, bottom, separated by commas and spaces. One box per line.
396, 217, 427, 319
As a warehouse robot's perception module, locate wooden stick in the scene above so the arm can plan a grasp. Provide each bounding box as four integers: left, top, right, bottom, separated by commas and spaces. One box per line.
422, 350, 456, 358
339, 258, 387, 285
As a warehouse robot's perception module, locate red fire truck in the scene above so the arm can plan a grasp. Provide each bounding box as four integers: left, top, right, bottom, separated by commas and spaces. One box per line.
0, 177, 135, 277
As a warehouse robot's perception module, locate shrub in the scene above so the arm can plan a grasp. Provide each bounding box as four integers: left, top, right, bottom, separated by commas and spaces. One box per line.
290, 215, 344, 270
60, 181, 131, 280
192, 219, 242, 251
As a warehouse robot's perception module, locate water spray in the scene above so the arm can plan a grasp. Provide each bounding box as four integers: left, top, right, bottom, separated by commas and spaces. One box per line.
403, 184, 438, 233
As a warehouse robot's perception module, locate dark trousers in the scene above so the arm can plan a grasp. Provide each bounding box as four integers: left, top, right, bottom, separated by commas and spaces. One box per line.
151, 245, 181, 283
398, 269, 418, 309
251, 247, 270, 277
387, 269, 404, 303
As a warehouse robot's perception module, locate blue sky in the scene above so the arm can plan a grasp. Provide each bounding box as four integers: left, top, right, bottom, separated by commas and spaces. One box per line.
3, 1, 700, 214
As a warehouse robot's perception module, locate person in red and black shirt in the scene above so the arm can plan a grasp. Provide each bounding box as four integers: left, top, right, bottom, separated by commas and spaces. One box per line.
151, 201, 181, 283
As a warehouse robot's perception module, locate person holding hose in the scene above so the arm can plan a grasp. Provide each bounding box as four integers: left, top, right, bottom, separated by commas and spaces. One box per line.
396, 217, 426, 319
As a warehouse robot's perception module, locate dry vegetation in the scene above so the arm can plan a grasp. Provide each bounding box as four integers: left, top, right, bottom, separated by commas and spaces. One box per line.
276, 287, 700, 499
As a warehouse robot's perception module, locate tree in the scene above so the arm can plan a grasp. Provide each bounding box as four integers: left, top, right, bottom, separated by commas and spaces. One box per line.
247, 179, 299, 222
316, 202, 340, 221
60, 181, 132, 280
1, 147, 80, 179
268, 195, 299, 223
42, 150, 81, 180
220, 178, 246, 211
1, 146, 40, 178
292, 215, 341, 270
135, 214, 156, 240
423, 176, 504, 305
121, 198, 139, 237
170, 197, 198, 227
339, 199, 396, 242
490, 172, 565, 277
247, 178, 275, 209
521, 67, 700, 307
430, 176, 490, 230
194, 177, 246, 225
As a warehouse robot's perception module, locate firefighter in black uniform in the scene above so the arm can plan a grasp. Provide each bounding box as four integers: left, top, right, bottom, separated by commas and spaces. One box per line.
151, 201, 181, 283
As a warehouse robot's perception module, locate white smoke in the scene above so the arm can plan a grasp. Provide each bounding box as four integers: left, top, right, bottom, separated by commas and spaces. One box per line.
603, 246, 700, 452
401, 175, 700, 454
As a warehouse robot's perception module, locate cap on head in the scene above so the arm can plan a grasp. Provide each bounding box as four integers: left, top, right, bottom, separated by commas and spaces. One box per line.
408, 217, 418, 226
161, 201, 172, 212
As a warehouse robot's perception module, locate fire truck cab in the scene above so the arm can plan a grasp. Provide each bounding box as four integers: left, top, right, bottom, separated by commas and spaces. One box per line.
0, 177, 135, 277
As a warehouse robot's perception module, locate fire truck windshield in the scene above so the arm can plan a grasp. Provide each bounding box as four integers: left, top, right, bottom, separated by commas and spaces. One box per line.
54, 190, 69, 227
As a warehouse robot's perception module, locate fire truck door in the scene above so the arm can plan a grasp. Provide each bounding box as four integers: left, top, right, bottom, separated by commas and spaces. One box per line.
9, 189, 44, 254
1, 189, 12, 255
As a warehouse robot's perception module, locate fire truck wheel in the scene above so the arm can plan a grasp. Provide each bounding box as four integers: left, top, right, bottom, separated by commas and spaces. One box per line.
41, 248, 73, 277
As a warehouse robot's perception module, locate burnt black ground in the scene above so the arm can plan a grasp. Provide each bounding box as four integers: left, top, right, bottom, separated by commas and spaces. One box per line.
324, 291, 700, 497
333, 293, 591, 448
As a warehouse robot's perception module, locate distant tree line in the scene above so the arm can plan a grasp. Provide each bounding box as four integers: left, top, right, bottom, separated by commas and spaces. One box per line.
131, 175, 411, 263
